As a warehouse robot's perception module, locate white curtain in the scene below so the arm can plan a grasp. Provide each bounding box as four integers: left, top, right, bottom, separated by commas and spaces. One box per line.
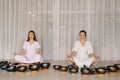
0, 0, 120, 61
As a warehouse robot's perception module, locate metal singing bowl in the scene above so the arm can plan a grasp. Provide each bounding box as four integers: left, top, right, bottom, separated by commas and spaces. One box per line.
29, 64, 40, 71
114, 64, 120, 69
17, 66, 27, 72
41, 63, 50, 68
69, 68, 78, 73
0, 61, 8, 66
60, 66, 68, 71
107, 66, 117, 72
116, 65, 120, 68
81, 68, 91, 74
109, 67, 116, 71
83, 69, 89, 73
1, 64, 10, 70
53, 65, 61, 70
96, 68, 106, 74
7, 66, 16, 72
68, 65, 73, 70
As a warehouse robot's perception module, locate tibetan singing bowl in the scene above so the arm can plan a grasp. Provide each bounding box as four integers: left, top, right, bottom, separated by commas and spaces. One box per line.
69, 66, 79, 73
40, 63, 50, 69
17, 66, 27, 72
114, 64, 120, 70
60, 66, 68, 72
95, 67, 106, 74
107, 66, 117, 72
53, 65, 61, 70
1, 64, 10, 70
0, 61, 8, 67
81, 69, 90, 74
7, 66, 16, 72
69, 68, 78, 73
29, 64, 40, 71
68, 65, 73, 70
81, 67, 95, 74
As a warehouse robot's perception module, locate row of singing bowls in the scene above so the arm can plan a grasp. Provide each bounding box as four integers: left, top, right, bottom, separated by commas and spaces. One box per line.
0, 62, 50, 72
53, 65, 79, 73
0, 61, 120, 73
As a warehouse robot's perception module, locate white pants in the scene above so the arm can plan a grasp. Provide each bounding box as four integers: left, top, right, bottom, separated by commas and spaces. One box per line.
14, 54, 44, 63
73, 57, 94, 68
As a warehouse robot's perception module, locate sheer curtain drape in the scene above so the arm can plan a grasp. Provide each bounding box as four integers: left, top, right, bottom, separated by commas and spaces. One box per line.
0, 0, 120, 61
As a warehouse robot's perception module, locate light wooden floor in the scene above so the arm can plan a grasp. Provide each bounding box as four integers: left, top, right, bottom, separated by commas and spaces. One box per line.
0, 60, 120, 80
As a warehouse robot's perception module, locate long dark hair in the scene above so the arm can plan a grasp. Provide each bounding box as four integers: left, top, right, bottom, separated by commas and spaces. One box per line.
27, 30, 37, 41
79, 30, 87, 37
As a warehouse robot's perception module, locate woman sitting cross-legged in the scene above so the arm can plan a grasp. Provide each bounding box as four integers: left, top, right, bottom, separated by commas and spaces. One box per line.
14, 30, 43, 66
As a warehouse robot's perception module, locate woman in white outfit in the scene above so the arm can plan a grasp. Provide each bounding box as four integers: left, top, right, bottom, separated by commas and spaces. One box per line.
14, 30, 43, 64
67, 30, 99, 68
